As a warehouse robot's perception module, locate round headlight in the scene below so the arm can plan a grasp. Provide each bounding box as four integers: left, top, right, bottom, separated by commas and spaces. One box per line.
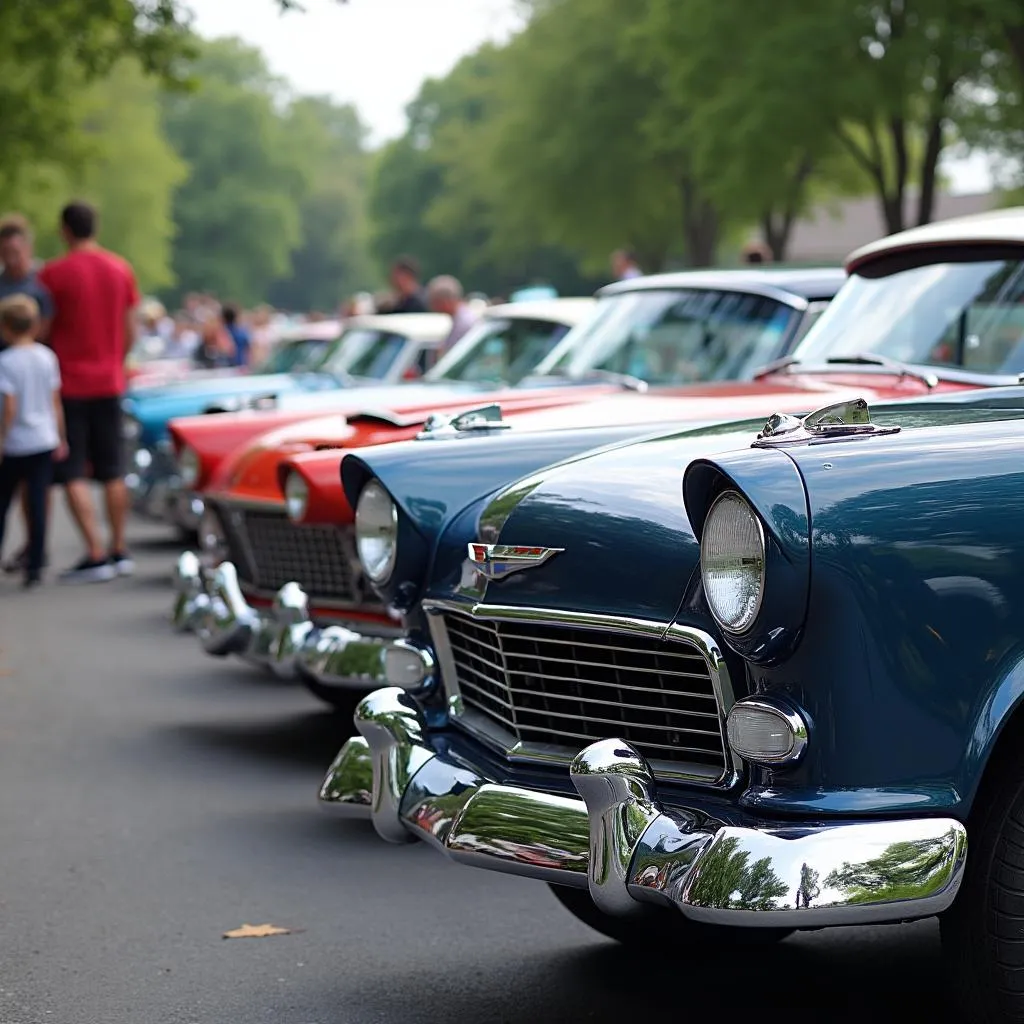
284, 472, 309, 522
700, 490, 765, 634
178, 447, 200, 488
355, 481, 398, 584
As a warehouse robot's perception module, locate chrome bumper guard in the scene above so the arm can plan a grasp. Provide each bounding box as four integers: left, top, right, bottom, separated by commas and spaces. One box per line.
320, 687, 968, 928
171, 555, 391, 688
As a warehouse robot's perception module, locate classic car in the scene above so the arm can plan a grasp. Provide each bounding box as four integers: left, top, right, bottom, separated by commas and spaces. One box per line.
164, 269, 842, 504
172, 269, 848, 666
174, 209, 1024, 697
320, 383, 1024, 1019
125, 312, 450, 525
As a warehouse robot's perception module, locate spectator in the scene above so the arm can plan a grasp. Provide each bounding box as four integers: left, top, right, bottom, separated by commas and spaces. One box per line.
222, 304, 251, 368
0, 215, 55, 574
194, 320, 234, 369
0, 215, 53, 340
611, 249, 643, 281
38, 201, 140, 584
0, 295, 67, 588
742, 241, 773, 264
385, 255, 428, 314
427, 275, 479, 353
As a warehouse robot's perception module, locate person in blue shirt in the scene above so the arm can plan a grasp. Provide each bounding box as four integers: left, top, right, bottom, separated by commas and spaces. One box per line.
221, 304, 251, 368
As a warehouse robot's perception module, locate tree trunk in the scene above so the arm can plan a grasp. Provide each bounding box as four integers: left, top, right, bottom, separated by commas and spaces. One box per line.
680, 175, 718, 267
760, 155, 814, 260
916, 110, 946, 226
1005, 22, 1024, 83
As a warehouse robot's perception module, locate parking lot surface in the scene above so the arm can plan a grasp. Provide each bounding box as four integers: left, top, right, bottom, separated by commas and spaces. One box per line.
0, 507, 957, 1024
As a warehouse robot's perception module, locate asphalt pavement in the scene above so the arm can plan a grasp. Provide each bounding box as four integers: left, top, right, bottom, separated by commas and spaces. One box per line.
0, 501, 960, 1024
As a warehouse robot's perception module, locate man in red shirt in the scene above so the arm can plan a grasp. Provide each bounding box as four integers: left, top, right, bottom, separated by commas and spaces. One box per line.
39, 202, 139, 583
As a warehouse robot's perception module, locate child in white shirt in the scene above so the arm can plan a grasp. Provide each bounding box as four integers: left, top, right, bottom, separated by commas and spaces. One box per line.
0, 294, 67, 586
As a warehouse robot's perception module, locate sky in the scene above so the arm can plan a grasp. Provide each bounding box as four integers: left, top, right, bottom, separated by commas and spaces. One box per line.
186, 0, 993, 193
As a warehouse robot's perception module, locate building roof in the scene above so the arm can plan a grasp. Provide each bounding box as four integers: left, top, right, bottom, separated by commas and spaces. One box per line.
779, 191, 997, 264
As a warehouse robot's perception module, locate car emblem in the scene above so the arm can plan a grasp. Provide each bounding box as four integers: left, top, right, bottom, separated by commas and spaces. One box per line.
467, 543, 563, 580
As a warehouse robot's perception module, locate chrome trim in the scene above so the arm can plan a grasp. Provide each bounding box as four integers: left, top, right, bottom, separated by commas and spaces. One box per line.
726, 696, 808, 767
383, 638, 436, 690
754, 397, 901, 448
416, 403, 512, 440
171, 551, 209, 631
321, 694, 968, 927
177, 559, 398, 686
700, 490, 766, 637
422, 599, 740, 788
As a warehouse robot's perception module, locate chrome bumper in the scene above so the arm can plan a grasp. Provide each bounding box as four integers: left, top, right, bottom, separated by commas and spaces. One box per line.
320, 687, 968, 928
171, 555, 394, 688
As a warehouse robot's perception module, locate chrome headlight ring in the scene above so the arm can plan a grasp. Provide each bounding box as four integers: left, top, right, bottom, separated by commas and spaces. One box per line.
700, 489, 766, 635
284, 472, 310, 523
355, 481, 398, 585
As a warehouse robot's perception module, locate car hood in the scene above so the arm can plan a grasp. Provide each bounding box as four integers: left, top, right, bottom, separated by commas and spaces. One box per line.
435, 418, 768, 624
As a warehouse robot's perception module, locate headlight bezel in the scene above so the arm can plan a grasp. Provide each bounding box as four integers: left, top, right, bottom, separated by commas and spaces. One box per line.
355, 480, 399, 585
284, 472, 310, 523
197, 507, 229, 564
178, 446, 200, 489
700, 489, 766, 636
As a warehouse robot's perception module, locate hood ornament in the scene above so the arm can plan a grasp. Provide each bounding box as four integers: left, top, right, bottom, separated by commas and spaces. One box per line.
417, 403, 513, 441
755, 398, 900, 447
467, 543, 563, 580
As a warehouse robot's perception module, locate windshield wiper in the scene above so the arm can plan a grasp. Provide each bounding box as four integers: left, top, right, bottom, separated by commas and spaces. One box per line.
753, 355, 801, 379
581, 369, 649, 392
825, 353, 938, 389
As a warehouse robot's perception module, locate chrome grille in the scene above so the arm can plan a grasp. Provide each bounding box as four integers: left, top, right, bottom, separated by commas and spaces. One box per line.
216, 503, 361, 604
442, 612, 727, 777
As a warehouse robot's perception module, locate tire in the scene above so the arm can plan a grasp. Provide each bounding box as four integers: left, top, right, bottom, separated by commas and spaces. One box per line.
941, 759, 1024, 1023
299, 676, 363, 716
548, 883, 791, 948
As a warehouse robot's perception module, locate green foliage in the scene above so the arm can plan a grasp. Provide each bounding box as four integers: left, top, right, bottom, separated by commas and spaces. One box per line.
369, 46, 600, 295
160, 38, 307, 305
268, 97, 375, 311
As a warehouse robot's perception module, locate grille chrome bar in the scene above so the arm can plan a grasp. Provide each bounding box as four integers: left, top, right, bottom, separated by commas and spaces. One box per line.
426, 600, 738, 788
211, 500, 369, 609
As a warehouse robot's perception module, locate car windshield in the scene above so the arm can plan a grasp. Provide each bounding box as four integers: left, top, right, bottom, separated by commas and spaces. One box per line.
427, 316, 573, 385
535, 289, 800, 385
322, 328, 409, 380
793, 258, 1024, 374
256, 337, 333, 375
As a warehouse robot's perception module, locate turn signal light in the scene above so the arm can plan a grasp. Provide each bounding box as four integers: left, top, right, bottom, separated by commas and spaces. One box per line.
726, 699, 807, 767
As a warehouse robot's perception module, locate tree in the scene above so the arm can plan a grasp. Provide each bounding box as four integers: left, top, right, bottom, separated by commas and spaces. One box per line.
268, 97, 374, 312
643, 0, 1001, 239
160, 38, 306, 305
369, 46, 600, 296
479, 0, 705, 269
3, 60, 187, 292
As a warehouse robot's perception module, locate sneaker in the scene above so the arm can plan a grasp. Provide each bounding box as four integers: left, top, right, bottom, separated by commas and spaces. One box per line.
22, 576, 41, 590
109, 552, 135, 577
58, 556, 117, 585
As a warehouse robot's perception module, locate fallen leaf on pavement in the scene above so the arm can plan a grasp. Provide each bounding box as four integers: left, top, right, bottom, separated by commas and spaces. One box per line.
223, 923, 292, 940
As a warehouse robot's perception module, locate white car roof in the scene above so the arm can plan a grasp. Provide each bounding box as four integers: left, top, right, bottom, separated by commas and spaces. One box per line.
483, 296, 595, 327
847, 206, 1024, 273
344, 312, 452, 343
277, 320, 343, 342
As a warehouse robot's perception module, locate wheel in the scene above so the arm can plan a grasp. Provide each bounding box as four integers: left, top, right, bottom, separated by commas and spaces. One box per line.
299, 676, 363, 716
941, 759, 1024, 1022
548, 883, 791, 947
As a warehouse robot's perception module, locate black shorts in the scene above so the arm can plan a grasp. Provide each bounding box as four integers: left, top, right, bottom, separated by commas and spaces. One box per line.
54, 396, 124, 485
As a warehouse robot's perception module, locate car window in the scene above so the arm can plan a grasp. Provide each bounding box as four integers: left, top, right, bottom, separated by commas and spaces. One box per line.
415, 345, 440, 375
257, 337, 331, 374
794, 259, 1024, 374
428, 318, 572, 385
536, 290, 799, 385
324, 329, 408, 380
